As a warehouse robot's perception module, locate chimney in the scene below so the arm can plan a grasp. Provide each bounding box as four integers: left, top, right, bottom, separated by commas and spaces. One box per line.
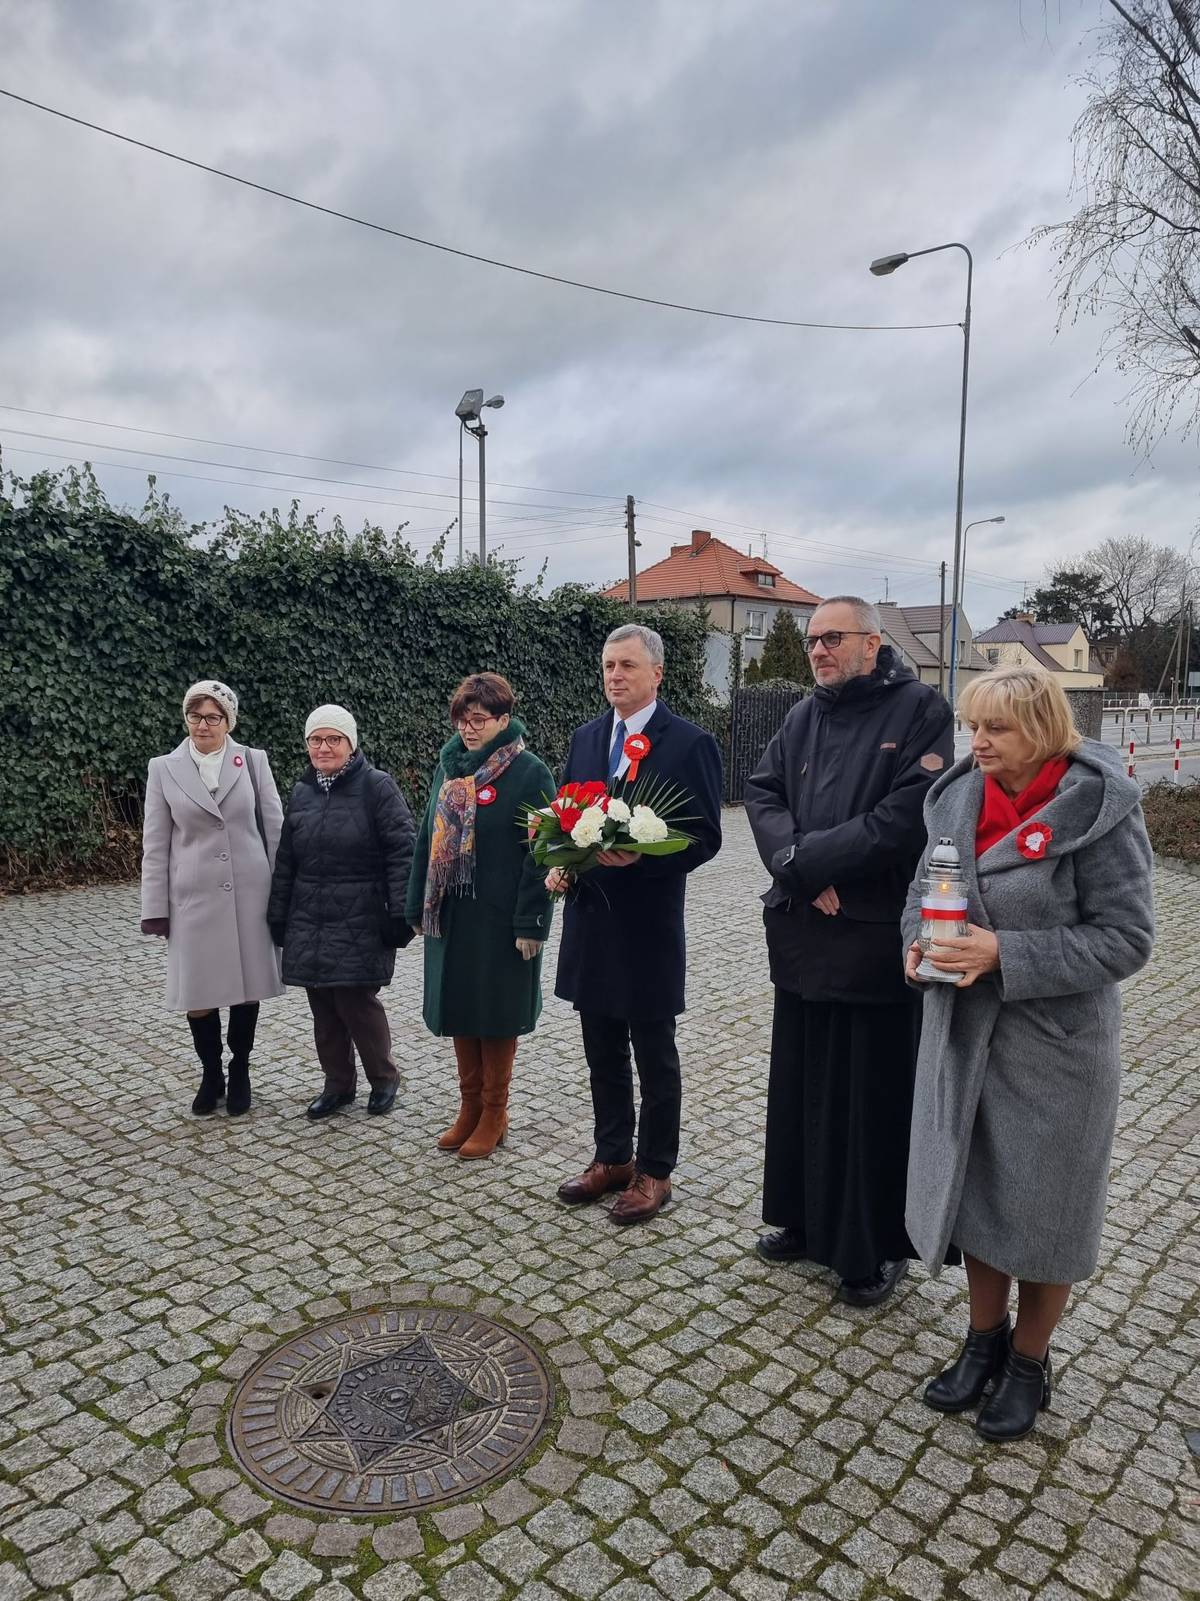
691, 529, 712, 552
1015, 610, 1035, 625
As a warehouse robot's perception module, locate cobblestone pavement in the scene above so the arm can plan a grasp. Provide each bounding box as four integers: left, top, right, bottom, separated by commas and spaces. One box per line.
1, 809, 1196, 1601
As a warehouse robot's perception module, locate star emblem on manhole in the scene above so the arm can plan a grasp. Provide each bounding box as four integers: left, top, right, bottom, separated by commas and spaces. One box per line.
297, 1335, 503, 1470
227, 1307, 555, 1514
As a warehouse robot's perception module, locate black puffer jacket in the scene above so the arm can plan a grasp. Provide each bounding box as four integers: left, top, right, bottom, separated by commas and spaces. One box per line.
745, 647, 954, 1005
267, 751, 416, 988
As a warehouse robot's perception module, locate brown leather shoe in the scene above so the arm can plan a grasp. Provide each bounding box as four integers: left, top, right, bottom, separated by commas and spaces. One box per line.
557, 1159, 635, 1205
610, 1171, 672, 1225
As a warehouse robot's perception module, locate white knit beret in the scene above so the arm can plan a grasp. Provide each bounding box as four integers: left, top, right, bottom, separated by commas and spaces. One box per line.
182, 679, 238, 731
305, 704, 358, 749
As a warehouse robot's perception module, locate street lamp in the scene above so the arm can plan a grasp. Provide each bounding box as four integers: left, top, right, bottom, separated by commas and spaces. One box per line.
870, 241, 974, 705
955, 515, 1006, 673
455, 388, 505, 565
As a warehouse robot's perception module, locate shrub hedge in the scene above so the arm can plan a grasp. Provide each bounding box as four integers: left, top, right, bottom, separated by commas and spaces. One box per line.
1, 465, 717, 888
1141, 777, 1200, 865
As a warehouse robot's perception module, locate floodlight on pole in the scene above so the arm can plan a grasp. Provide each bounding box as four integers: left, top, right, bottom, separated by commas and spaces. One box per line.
869, 240, 974, 706
454, 389, 505, 564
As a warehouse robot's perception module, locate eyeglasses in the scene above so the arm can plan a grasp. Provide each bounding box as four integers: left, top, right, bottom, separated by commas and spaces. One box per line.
306, 734, 348, 749
803, 630, 873, 653
185, 712, 226, 726
454, 714, 494, 732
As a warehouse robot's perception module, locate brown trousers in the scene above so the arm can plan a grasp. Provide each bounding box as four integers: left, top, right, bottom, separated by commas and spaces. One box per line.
305, 985, 399, 1094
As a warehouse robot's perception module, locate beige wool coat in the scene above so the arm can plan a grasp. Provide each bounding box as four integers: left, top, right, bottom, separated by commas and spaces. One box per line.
140, 738, 285, 1012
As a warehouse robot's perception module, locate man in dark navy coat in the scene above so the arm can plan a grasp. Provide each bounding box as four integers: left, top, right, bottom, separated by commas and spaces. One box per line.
745, 597, 954, 1306
552, 624, 723, 1224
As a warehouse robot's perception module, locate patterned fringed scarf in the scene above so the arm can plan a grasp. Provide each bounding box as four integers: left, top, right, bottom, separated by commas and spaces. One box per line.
422, 736, 525, 936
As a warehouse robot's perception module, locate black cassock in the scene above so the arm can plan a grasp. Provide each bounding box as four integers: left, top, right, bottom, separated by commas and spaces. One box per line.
745, 649, 954, 1280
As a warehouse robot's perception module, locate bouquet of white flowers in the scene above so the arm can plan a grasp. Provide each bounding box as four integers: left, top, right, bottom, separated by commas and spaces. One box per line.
523, 774, 695, 877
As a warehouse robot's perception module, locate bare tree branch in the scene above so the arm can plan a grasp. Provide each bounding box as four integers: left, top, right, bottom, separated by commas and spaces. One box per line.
1030, 1, 1200, 451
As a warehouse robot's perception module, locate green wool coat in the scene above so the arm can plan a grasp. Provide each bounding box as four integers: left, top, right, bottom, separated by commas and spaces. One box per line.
404, 720, 555, 1038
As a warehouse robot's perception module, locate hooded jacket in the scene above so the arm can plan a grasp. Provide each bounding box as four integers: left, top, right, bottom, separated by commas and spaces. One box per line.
902, 738, 1154, 1283
745, 646, 954, 1005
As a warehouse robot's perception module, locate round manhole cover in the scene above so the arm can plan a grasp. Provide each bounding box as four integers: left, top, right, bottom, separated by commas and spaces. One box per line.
227, 1306, 554, 1514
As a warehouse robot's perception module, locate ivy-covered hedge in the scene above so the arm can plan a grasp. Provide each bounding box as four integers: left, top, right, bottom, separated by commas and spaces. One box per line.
1, 466, 716, 887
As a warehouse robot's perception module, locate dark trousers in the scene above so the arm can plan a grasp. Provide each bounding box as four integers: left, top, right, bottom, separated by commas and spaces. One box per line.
305, 986, 399, 1094
580, 1012, 681, 1180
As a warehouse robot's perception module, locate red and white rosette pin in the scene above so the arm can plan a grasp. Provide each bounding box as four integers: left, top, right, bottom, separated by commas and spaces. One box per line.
476, 783, 497, 807
1016, 820, 1053, 860
233, 754, 244, 767
623, 732, 651, 782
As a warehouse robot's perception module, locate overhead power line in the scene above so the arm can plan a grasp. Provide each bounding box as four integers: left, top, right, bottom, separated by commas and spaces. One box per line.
0, 404, 625, 503
0, 87, 959, 334
0, 427, 617, 516
0, 445, 618, 543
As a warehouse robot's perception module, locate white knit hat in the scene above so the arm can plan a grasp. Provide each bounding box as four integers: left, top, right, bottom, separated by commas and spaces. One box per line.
305, 704, 358, 749
182, 679, 238, 732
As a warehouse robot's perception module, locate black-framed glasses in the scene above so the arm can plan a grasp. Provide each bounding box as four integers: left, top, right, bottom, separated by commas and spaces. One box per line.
306, 733, 348, 749
454, 714, 494, 732
185, 711, 226, 726
803, 630, 873, 653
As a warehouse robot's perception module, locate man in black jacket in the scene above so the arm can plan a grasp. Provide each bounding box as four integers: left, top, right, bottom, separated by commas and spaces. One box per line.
745, 597, 954, 1305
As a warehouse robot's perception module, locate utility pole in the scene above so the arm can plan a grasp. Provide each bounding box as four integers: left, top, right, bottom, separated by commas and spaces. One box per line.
938, 560, 947, 699
626, 495, 639, 604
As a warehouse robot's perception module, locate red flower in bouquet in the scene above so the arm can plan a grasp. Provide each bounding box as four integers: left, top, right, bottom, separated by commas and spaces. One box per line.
550, 780, 608, 834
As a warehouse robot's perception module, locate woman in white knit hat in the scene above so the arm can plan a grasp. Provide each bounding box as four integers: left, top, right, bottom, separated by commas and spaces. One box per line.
140, 680, 285, 1115
268, 705, 416, 1119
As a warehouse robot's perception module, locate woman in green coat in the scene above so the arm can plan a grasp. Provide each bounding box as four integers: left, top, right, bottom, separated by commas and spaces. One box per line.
405, 673, 555, 1159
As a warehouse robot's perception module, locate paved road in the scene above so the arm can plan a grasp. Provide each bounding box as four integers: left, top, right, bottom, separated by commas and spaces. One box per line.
0, 813, 1196, 1601
953, 732, 1200, 788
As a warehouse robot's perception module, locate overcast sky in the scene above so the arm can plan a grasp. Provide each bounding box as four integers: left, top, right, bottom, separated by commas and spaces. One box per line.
3, 0, 1196, 628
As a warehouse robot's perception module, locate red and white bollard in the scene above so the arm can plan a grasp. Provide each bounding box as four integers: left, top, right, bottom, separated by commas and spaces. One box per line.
1174, 736, 1182, 784
1128, 738, 1136, 779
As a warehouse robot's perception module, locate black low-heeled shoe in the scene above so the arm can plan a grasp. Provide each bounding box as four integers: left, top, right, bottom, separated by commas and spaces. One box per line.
923, 1315, 1010, 1413
975, 1345, 1052, 1442
306, 1090, 355, 1120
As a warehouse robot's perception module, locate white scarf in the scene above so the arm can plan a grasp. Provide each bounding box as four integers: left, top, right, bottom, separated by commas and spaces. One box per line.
188, 740, 226, 794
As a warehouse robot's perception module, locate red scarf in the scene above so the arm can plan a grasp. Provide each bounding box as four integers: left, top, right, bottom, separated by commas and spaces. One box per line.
975, 757, 1069, 858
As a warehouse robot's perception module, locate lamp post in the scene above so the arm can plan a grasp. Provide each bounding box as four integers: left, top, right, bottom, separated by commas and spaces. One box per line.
454, 388, 505, 564
958, 515, 1005, 673
870, 242, 973, 705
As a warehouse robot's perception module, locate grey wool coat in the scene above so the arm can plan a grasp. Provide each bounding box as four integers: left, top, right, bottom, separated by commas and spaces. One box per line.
140, 739, 285, 1012
902, 738, 1153, 1285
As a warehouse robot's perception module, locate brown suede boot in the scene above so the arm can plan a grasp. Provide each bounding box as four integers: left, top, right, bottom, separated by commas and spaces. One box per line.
458, 1039, 516, 1160
437, 1038, 484, 1150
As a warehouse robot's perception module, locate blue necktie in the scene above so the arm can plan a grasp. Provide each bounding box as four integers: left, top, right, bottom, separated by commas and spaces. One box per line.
608, 719, 627, 781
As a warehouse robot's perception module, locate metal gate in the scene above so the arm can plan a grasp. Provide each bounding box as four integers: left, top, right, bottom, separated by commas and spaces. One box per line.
726, 684, 806, 803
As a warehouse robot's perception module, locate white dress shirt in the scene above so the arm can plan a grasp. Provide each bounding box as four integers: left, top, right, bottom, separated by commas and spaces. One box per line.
608, 700, 657, 781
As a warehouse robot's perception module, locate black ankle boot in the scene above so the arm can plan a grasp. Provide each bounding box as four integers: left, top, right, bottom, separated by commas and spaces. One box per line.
975, 1345, 1052, 1442
187, 1012, 225, 1115
226, 1061, 251, 1116
225, 1004, 258, 1116
923, 1315, 1011, 1413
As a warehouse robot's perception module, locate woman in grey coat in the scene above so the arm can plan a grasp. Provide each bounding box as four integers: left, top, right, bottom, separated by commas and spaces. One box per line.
140, 680, 284, 1116
902, 666, 1152, 1442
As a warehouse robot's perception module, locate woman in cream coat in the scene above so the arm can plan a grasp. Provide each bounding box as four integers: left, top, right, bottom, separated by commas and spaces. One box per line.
140, 679, 284, 1116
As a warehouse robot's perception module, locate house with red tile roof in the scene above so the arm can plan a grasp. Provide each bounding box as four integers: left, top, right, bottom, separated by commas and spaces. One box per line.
603, 530, 821, 689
